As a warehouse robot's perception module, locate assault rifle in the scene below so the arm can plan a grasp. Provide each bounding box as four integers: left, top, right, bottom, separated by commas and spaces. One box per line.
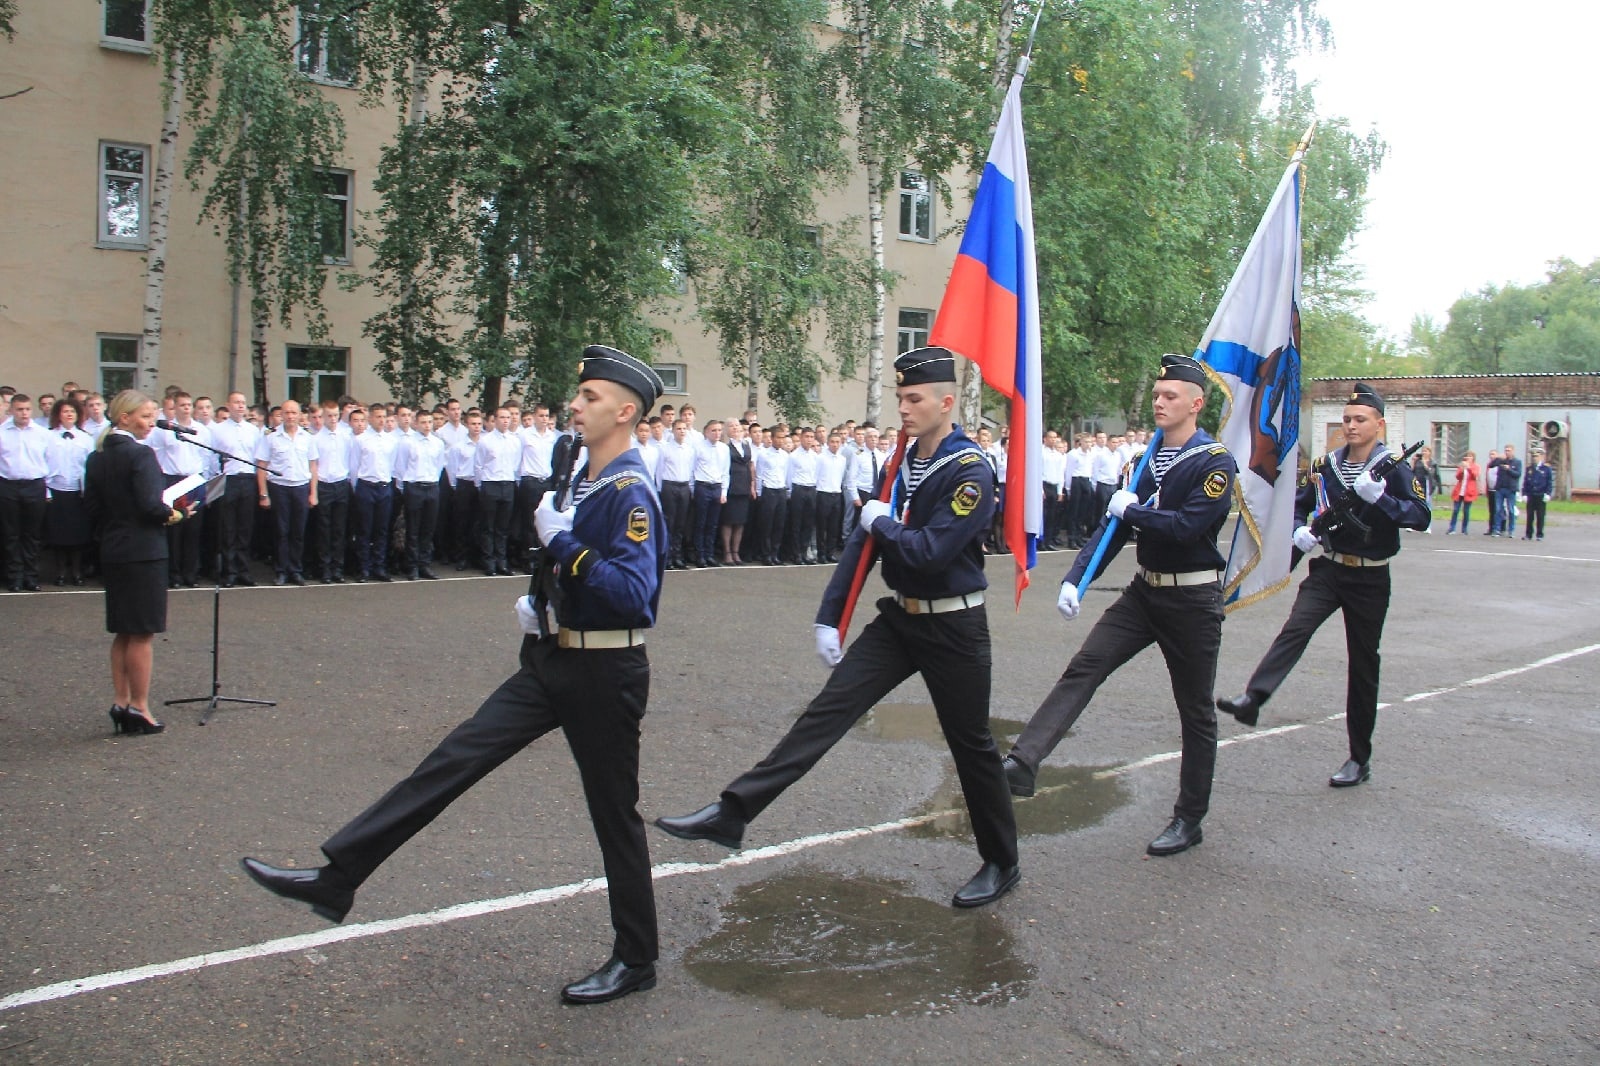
1291, 439, 1425, 571
527, 432, 584, 638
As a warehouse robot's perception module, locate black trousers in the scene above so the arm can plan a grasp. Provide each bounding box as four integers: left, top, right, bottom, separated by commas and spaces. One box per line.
268, 482, 311, 578
316, 479, 351, 579
435, 473, 455, 562
321, 639, 657, 965
815, 490, 845, 560
403, 481, 440, 571
660, 481, 691, 565
1241, 558, 1389, 766
1012, 577, 1222, 824
783, 485, 817, 562
511, 475, 552, 566
450, 481, 480, 565
755, 489, 788, 562
353, 480, 395, 577
478, 480, 515, 569
722, 599, 1018, 868
0, 477, 46, 585
163, 474, 203, 583
1524, 495, 1547, 538
692, 482, 722, 563
217, 474, 259, 580
1042, 482, 1061, 546
1069, 476, 1095, 542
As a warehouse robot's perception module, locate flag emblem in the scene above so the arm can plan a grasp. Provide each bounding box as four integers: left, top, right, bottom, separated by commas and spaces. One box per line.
952, 481, 982, 517
626, 507, 650, 543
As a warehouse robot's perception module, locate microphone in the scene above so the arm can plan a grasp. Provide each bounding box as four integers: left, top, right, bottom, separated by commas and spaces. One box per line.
156, 418, 200, 436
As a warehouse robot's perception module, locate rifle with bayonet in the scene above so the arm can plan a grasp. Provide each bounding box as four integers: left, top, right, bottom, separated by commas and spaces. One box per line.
1291, 439, 1425, 571
527, 432, 584, 638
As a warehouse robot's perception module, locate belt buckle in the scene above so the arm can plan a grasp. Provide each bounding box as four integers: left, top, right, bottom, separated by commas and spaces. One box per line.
1339, 554, 1360, 567
902, 596, 923, 614
1146, 571, 1166, 587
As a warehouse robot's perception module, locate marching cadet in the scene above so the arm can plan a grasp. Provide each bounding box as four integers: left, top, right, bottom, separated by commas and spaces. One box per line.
656, 347, 1021, 910
1001, 354, 1236, 857
1216, 382, 1429, 787
243, 346, 668, 1005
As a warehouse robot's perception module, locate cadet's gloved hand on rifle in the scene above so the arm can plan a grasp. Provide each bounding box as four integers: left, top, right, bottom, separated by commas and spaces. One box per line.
814, 624, 843, 668
1107, 489, 1138, 520
534, 490, 575, 545
860, 499, 893, 530
514, 596, 542, 635
1293, 525, 1320, 554
1353, 468, 1387, 504
1056, 582, 1080, 621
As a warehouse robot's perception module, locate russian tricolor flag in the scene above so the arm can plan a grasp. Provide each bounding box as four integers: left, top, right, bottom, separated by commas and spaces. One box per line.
929, 63, 1043, 603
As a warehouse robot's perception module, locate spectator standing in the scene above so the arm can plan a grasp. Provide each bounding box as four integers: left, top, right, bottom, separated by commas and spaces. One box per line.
1445, 452, 1480, 534
43, 396, 95, 585
1522, 447, 1554, 541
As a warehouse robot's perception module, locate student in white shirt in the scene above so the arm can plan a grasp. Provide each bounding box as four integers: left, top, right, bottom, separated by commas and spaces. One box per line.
255, 399, 319, 585
475, 406, 522, 576
448, 410, 485, 569
349, 407, 399, 581
205, 391, 264, 587
42, 396, 95, 586
395, 411, 449, 579
151, 390, 210, 586
689, 419, 729, 566
814, 429, 850, 564
655, 420, 695, 569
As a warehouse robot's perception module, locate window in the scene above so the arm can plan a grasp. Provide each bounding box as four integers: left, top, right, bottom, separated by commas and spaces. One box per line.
98, 335, 140, 396
1431, 421, 1470, 466
98, 142, 149, 248
897, 309, 932, 355
1324, 422, 1346, 454
317, 169, 352, 263
898, 171, 933, 242
661, 241, 688, 295
102, 0, 150, 50
296, 1, 357, 85
654, 363, 686, 395
286, 346, 349, 406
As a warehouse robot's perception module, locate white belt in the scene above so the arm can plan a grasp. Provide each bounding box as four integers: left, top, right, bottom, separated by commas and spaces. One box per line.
1328, 552, 1389, 568
1138, 568, 1220, 588
557, 627, 646, 650
895, 591, 985, 615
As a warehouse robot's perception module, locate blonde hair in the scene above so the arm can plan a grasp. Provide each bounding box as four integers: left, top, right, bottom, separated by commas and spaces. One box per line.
98, 389, 155, 451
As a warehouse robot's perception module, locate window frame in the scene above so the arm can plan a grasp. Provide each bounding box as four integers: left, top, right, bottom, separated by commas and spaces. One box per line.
100, 0, 152, 53
286, 345, 351, 407
295, 2, 358, 87
896, 308, 933, 355
98, 334, 141, 396
1431, 421, 1470, 467
97, 140, 150, 249
316, 168, 354, 264
654, 363, 687, 395
897, 170, 934, 243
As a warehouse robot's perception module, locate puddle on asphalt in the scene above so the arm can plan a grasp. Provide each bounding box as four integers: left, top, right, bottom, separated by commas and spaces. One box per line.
683, 871, 1034, 1018
860, 702, 1027, 745
909, 763, 1133, 840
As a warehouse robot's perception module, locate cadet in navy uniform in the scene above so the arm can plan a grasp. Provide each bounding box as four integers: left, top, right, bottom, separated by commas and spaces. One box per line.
242, 346, 668, 1006
656, 347, 1021, 909
1217, 382, 1429, 787
1002, 354, 1236, 857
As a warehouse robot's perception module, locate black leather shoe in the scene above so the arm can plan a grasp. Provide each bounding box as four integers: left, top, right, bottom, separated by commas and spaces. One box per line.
290, 574, 307, 586
235, 576, 257, 587
1216, 692, 1261, 727
1329, 759, 1370, 787
418, 568, 439, 580
560, 956, 657, 1005
1001, 754, 1035, 798
274, 574, 288, 586
373, 572, 392, 582
952, 861, 1020, 908
239, 858, 356, 923
654, 802, 745, 849
1146, 817, 1203, 856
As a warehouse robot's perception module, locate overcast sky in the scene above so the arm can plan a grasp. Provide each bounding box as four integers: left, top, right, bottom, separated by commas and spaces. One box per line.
1295, 0, 1600, 341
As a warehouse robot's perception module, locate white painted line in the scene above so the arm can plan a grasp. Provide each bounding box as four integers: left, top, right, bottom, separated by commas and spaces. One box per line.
1430, 548, 1600, 564
7, 639, 1600, 1014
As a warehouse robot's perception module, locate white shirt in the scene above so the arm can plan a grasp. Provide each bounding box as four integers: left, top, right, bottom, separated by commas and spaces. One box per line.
315, 427, 352, 483
518, 426, 558, 479
256, 426, 319, 486
632, 438, 661, 483
691, 438, 730, 493
448, 435, 481, 487
395, 432, 449, 483
788, 447, 819, 488
350, 428, 398, 484
44, 427, 94, 491
435, 420, 468, 451
656, 437, 695, 484
850, 447, 881, 494
1091, 446, 1120, 486
205, 416, 262, 476
1064, 447, 1093, 482
151, 421, 210, 477
1040, 446, 1067, 487
474, 429, 521, 484
816, 448, 848, 493
0, 419, 53, 480
80, 417, 109, 439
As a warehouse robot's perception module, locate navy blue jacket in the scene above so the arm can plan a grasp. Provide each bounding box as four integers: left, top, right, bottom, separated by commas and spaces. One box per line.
1296, 444, 1431, 559
84, 433, 172, 564
1068, 429, 1236, 586
817, 426, 993, 627
544, 448, 664, 630
1522, 461, 1554, 498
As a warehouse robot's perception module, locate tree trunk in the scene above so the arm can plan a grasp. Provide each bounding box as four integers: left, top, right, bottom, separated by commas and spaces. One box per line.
250, 297, 270, 407
395, 46, 431, 406
852, 0, 887, 425
139, 50, 184, 395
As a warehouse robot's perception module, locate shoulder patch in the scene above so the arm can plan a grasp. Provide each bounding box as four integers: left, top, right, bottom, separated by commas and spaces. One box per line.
957, 452, 984, 465
1208, 444, 1228, 455
1202, 470, 1229, 500
613, 476, 641, 491
625, 505, 650, 543
952, 481, 983, 517
1413, 476, 1426, 498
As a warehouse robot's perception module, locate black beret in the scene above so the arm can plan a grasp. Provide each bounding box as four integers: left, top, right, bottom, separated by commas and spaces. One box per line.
1345, 382, 1384, 415
579, 345, 664, 411
1156, 353, 1208, 387
894, 346, 958, 386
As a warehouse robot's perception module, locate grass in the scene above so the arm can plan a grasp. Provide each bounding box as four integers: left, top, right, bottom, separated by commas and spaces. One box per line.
1428, 499, 1600, 522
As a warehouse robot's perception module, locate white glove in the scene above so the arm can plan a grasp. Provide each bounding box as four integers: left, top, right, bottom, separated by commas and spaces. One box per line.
1056, 582, 1080, 621
860, 499, 893, 530
1293, 525, 1320, 553
514, 596, 541, 635
1107, 489, 1138, 520
814, 624, 843, 668
534, 490, 575, 544
1353, 469, 1387, 504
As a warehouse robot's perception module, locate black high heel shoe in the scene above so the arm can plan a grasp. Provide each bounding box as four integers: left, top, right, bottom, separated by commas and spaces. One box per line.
122, 707, 166, 735
109, 704, 129, 734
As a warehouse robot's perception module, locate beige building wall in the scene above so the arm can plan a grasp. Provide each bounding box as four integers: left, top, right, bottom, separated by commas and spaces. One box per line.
0, 1, 962, 426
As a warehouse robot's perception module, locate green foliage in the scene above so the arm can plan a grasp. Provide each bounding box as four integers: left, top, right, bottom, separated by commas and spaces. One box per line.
0, 0, 15, 41
1432, 257, 1600, 375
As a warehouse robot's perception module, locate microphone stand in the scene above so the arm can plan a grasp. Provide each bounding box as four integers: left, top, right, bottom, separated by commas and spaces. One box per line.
163, 429, 278, 724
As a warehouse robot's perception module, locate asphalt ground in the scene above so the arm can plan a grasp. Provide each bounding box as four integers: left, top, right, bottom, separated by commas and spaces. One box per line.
1, 515, 1598, 1064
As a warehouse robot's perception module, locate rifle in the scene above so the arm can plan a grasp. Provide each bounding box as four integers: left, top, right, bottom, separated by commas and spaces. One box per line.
528, 432, 584, 638
1291, 439, 1424, 570
836, 433, 908, 640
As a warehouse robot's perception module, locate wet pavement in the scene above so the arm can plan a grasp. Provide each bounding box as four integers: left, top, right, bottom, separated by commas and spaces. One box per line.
2, 517, 1599, 1062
